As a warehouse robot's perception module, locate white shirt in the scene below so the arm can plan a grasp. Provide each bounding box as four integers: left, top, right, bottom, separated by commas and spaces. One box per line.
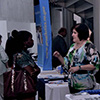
0, 45, 9, 75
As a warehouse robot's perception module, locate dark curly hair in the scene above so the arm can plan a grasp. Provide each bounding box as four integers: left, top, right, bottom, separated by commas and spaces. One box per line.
14, 30, 32, 52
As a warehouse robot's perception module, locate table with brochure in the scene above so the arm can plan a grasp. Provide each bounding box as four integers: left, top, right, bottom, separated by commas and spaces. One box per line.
45, 82, 70, 100
37, 69, 70, 100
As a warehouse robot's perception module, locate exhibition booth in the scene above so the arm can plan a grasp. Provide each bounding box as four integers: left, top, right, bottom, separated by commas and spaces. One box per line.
34, 0, 100, 100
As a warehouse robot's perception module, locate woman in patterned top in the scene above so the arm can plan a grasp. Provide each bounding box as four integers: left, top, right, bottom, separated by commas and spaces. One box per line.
53, 23, 100, 93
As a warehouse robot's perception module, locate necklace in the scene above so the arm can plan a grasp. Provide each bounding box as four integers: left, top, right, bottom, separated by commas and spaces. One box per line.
74, 40, 87, 50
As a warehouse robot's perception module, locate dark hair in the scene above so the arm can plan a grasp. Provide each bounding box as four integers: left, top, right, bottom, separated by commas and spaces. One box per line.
12, 30, 19, 38
72, 23, 89, 41
58, 27, 67, 34
18, 31, 32, 42
5, 30, 32, 67
14, 30, 32, 52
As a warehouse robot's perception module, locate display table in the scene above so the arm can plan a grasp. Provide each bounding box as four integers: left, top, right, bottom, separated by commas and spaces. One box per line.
45, 82, 70, 100
65, 93, 100, 100
38, 70, 100, 100
37, 70, 69, 100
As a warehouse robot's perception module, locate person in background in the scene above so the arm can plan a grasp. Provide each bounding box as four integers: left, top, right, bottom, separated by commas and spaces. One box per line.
87, 28, 92, 41
52, 27, 68, 69
53, 23, 100, 93
6, 30, 40, 100
5, 30, 19, 68
0, 35, 9, 99
36, 26, 43, 44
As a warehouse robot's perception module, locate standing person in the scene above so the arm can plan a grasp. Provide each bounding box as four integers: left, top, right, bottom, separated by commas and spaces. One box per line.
5, 30, 19, 68
87, 28, 92, 41
6, 30, 40, 100
36, 26, 43, 44
53, 23, 100, 93
0, 35, 9, 99
52, 27, 68, 68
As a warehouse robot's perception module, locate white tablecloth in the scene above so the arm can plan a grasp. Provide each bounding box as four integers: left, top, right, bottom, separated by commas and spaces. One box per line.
65, 93, 100, 100
45, 82, 70, 100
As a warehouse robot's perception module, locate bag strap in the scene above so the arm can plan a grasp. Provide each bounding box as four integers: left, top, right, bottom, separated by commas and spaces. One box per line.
13, 53, 18, 69
11, 53, 28, 92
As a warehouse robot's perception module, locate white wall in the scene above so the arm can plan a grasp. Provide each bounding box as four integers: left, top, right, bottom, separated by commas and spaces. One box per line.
0, 20, 8, 49
93, 0, 100, 51
51, 8, 63, 37
30, 23, 37, 54
0, 0, 34, 23
0, 20, 37, 53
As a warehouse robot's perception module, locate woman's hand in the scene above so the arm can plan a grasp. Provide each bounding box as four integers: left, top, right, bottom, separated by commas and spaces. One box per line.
68, 66, 79, 73
53, 51, 61, 58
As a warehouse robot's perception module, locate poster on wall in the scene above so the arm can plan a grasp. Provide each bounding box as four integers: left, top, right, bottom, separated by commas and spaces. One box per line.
34, 0, 52, 70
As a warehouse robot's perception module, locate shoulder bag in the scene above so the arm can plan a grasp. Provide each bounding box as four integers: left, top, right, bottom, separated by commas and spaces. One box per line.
3, 63, 40, 99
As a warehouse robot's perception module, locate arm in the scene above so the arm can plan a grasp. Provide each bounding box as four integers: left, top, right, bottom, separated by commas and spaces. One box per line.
80, 64, 95, 70
24, 64, 40, 77
0, 46, 9, 68
68, 64, 95, 73
69, 42, 100, 73
5, 62, 9, 68
0, 46, 9, 64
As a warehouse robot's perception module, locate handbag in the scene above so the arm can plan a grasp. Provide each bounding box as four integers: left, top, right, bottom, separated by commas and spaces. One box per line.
3, 66, 39, 99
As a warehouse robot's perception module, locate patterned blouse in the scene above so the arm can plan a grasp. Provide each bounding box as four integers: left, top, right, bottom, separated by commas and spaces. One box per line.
14, 51, 36, 68
64, 40, 100, 90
